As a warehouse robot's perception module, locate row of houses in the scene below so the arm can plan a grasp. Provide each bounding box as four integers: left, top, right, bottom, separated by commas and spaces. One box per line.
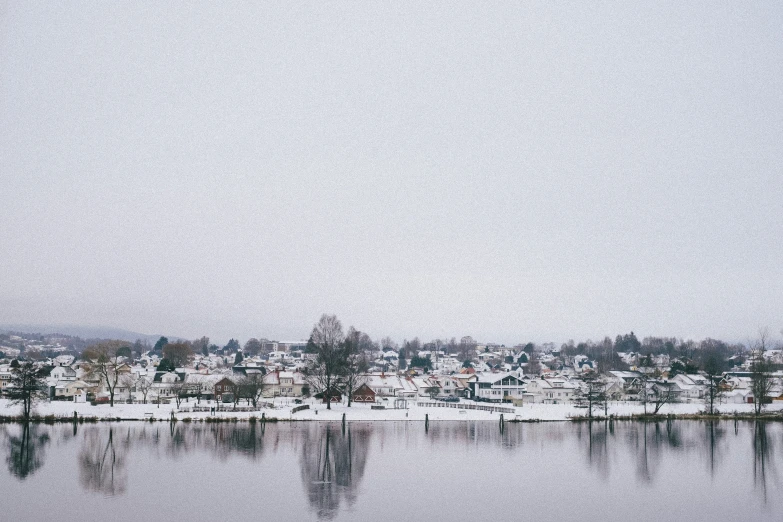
5, 351, 783, 408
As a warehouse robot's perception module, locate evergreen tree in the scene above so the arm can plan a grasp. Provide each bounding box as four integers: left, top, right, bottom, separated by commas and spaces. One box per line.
157, 358, 175, 372
398, 349, 407, 370
7, 362, 46, 419
224, 339, 241, 353
153, 336, 169, 354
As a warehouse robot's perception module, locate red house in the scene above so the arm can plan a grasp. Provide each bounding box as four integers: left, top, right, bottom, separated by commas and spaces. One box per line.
351, 383, 376, 403
316, 388, 342, 404
214, 377, 236, 401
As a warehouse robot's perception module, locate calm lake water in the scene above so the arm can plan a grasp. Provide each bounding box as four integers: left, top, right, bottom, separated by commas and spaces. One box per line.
1, 419, 781, 521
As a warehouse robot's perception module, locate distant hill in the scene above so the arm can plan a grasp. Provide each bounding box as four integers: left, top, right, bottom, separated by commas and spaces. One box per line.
0, 323, 178, 344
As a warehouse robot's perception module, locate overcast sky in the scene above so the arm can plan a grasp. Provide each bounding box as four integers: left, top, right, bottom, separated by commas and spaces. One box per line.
1, 2, 781, 346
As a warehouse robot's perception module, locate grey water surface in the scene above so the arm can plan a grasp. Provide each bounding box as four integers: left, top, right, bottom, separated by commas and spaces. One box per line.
1, 420, 780, 521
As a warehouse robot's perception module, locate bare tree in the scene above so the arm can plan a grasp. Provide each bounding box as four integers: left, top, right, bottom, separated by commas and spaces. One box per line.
703, 353, 725, 415
458, 336, 477, 362
243, 338, 263, 356
344, 327, 369, 407
748, 329, 777, 415
192, 336, 210, 357
306, 314, 347, 410
755, 327, 771, 354
170, 379, 188, 408
162, 341, 194, 368
236, 373, 266, 408
638, 373, 650, 415
84, 341, 132, 407
575, 376, 606, 419
134, 374, 153, 404
380, 336, 398, 352
525, 351, 542, 377
650, 381, 679, 414
750, 358, 775, 416
231, 380, 242, 408
5, 362, 46, 419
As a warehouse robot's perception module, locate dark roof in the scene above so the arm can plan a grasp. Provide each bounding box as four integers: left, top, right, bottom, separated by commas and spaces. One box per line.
352, 383, 375, 395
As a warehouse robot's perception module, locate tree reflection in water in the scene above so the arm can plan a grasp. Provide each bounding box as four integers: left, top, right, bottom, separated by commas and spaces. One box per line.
299, 424, 371, 520
752, 421, 778, 503
577, 418, 783, 496
4, 423, 50, 480
579, 421, 610, 480
3, 418, 783, 515
625, 420, 687, 483
79, 426, 129, 496
164, 421, 267, 460
704, 420, 725, 479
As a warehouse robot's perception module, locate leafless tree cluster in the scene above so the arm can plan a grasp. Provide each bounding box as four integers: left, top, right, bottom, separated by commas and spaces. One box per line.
162, 341, 195, 368
234, 372, 266, 408
83, 341, 133, 407
748, 328, 779, 416
575, 376, 607, 418
304, 315, 369, 409
637, 374, 680, 415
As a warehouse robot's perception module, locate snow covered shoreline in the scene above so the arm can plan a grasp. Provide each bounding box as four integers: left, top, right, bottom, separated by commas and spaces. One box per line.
3, 398, 782, 423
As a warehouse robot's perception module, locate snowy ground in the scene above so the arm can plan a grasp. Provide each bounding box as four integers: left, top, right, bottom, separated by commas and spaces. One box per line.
3, 397, 782, 422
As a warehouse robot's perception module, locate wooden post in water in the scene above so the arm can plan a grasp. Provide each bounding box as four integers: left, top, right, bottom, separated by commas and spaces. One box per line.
500, 413, 504, 432
261, 412, 266, 423
73, 411, 78, 423
342, 413, 346, 434
425, 413, 429, 432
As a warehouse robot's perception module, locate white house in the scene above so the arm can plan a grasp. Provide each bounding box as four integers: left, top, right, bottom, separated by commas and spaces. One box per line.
670, 374, 708, 401
365, 374, 417, 399
50, 366, 77, 382
471, 373, 526, 402
525, 378, 578, 404
54, 379, 93, 400
263, 370, 306, 397
0, 368, 13, 390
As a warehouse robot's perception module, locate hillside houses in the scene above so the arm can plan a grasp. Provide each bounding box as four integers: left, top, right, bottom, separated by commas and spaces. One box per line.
3, 327, 783, 413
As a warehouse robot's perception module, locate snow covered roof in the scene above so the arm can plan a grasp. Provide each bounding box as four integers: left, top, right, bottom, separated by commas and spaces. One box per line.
608, 370, 643, 381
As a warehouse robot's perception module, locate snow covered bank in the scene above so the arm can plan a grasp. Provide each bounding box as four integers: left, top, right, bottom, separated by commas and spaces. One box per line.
3, 398, 782, 422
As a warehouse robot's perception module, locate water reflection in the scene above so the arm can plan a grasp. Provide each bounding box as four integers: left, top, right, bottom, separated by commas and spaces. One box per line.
752, 421, 779, 502
123, 421, 270, 462
579, 421, 610, 480
573, 419, 780, 504
1, 420, 783, 520
3, 423, 50, 480
299, 424, 371, 520
704, 420, 725, 478
79, 427, 129, 496
616, 421, 690, 484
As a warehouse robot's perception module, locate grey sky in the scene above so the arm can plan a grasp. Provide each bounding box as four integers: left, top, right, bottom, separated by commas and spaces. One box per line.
1, 2, 781, 345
